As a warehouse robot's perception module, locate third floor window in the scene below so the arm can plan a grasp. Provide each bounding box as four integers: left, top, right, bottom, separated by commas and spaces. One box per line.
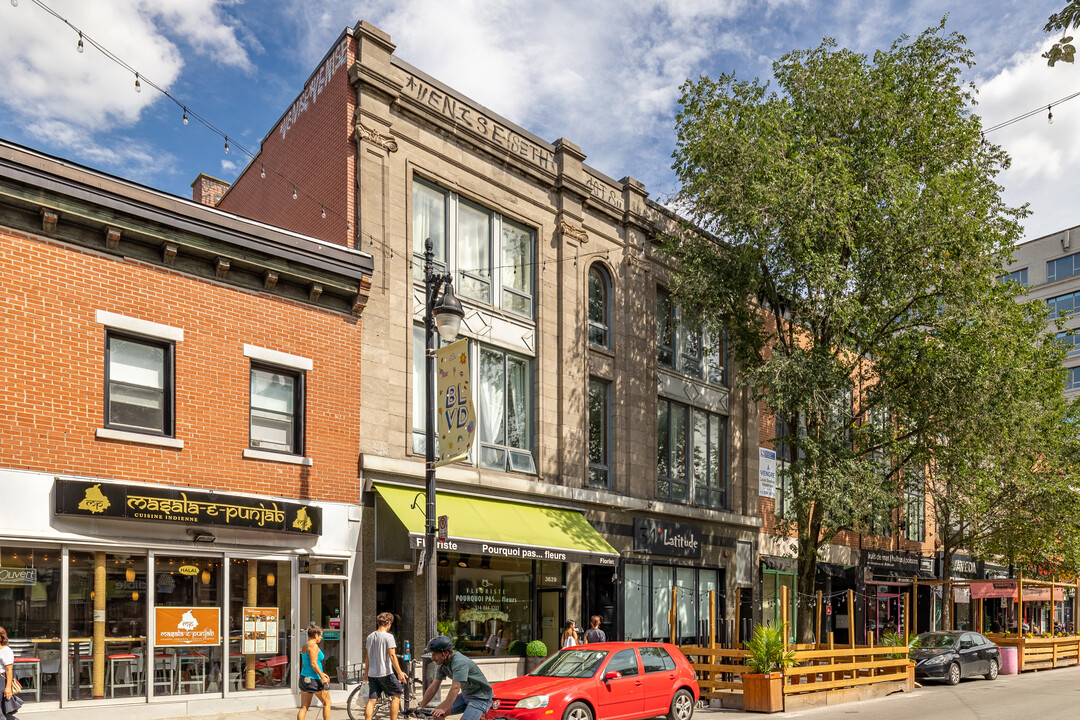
656, 287, 726, 385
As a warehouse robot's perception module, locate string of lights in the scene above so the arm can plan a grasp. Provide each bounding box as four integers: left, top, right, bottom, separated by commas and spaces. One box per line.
982, 88, 1080, 134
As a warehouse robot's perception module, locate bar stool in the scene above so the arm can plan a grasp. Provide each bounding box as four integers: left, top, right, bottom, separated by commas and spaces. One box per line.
108, 654, 142, 697
69, 642, 93, 698
13, 657, 41, 702
153, 651, 176, 695
177, 651, 207, 694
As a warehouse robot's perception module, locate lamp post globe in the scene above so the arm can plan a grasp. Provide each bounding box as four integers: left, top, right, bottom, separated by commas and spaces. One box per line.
433, 282, 464, 342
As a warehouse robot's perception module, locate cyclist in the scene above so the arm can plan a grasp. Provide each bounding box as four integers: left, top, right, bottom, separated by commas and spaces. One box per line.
418, 636, 492, 720
365, 612, 410, 720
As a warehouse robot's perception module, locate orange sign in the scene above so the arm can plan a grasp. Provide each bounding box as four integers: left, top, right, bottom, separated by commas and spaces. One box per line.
155, 606, 220, 646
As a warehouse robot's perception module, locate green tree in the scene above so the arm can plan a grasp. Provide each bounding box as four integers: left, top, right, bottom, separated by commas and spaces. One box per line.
1045, 2, 1080, 65
663, 22, 1026, 642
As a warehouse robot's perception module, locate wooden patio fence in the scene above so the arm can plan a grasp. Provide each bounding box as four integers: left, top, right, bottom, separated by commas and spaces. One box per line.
675, 586, 911, 709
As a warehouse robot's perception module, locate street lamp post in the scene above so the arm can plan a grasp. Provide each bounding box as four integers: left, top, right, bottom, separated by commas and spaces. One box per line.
422, 237, 464, 673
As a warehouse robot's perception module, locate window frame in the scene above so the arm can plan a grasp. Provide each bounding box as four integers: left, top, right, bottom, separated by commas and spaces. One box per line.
104, 330, 175, 437
657, 398, 727, 508
477, 344, 536, 474
656, 286, 727, 386
588, 377, 611, 489
1068, 366, 1080, 391
588, 264, 611, 349
248, 363, 305, 456
1047, 253, 1080, 283
412, 177, 535, 318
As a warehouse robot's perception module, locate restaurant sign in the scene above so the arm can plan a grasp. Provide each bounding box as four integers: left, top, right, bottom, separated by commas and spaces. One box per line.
54, 478, 321, 535
633, 517, 702, 558
154, 606, 220, 646
0, 567, 37, 586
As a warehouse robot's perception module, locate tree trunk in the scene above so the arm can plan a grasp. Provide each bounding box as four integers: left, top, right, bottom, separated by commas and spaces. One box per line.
941, 546, 954, 631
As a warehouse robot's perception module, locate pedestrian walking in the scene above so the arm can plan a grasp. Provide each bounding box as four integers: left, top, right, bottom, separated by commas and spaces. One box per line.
584, 616, 606, 644
364, 612, 408, 720
561, 621, 578, 648
298, 624, 332, 720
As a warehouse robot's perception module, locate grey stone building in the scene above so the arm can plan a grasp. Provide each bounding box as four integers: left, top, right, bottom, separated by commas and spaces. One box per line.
217, 20, 762, 677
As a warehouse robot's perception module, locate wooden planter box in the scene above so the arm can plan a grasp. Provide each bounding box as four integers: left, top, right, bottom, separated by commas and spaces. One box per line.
742, 672, 783, 713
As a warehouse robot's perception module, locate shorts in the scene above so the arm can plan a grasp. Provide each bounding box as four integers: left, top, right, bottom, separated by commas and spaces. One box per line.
300, 676, 329, 693
368, 674, 403, 698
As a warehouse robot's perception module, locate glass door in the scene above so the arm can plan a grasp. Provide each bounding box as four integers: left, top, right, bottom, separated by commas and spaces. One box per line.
537, 589, 563, 655
300, 579, 344, 685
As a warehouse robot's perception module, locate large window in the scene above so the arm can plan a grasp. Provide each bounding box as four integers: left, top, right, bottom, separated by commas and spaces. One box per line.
249, 366, 304, 455
775, 414, 794, 519
905, 480, 926, 542
412, 179, 534, 317
998, 267, 1028, 286
588, 378, 610, 489
227, 559, 292, 692
2, 546, 61, 705
656, 287, 726, 385
106, 332, 173, 435
588, 265, 611, 348
1047, 291, 1080, 320
623, 563, 722, 644
436, 554, 537, 657
1068, 366, 1080, 391
658, 399, 726, 507
1047, 253, 1080, 283
479, 345, 535, 474
1056, 331, 1080, 357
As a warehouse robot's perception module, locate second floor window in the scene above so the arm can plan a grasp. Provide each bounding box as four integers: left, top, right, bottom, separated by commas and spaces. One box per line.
249, 366, 304, 455
905, 479, 926, 542
588, 264, 611, 348
588, 378, 610, 489
412, 178, 534, 317
478, 346, 535, 474
105, 332, 173, 436
657, 398, 726, 507
656, 287, 726, 385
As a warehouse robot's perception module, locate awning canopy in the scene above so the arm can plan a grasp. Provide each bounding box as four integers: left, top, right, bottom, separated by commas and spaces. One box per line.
375, 485, 619, 567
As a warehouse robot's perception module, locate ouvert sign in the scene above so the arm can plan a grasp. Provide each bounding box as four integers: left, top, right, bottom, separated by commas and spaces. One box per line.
633, 517, 702, 558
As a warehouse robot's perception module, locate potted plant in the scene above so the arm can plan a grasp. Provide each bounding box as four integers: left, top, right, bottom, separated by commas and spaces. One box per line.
882, 632, 914, 690
741, 624, 795, 713
525, 640, 548, 672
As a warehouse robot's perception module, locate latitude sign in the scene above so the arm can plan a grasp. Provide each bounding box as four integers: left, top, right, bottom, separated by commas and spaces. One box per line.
633, 517, 702, 558
54, 478, 321, 535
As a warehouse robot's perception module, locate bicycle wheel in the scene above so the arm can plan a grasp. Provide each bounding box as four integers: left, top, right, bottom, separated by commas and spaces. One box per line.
346, 685, 366, 720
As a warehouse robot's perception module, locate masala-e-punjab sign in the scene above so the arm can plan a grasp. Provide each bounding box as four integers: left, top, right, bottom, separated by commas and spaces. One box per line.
54, 478, 321, 535
155, 606, 220, 646
435, 338, 475, 467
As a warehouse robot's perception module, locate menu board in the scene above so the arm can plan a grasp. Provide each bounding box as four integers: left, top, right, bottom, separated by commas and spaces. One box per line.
243, 606, 279, 654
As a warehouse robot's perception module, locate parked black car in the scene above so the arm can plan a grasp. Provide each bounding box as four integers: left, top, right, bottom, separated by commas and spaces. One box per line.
910, 631, 1001, 685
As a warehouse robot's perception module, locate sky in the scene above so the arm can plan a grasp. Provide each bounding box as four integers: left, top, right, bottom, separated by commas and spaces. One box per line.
0, 0, 1077, 243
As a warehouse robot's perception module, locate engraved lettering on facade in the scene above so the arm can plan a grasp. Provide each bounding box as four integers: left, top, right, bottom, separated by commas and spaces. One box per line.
585, 176, 624, 210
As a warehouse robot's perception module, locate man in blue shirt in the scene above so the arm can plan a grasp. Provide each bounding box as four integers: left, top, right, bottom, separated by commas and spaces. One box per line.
419, 636, 493, 720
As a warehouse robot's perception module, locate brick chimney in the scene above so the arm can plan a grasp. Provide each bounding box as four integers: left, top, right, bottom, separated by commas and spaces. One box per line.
191, 173, 230, 206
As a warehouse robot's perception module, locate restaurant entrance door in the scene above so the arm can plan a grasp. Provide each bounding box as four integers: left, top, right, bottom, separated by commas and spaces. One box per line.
300, 579, 345, 685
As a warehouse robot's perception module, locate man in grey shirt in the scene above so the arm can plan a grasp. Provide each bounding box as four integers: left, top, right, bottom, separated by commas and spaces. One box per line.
364, 612, 408, 720
419, 636, 492, 720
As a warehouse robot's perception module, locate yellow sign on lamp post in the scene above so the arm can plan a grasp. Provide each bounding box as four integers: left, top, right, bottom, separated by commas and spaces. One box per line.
435, 337, 475, 467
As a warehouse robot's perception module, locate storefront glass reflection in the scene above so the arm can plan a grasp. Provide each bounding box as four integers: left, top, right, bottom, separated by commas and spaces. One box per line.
436, 554, 534, 657
0, 545, 61, 704
154, 555, 222, 696
228, 558, 292, 691
66, 551, 147, 701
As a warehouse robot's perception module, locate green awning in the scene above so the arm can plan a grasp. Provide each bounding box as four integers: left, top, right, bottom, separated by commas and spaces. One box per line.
375, 484, 618, 567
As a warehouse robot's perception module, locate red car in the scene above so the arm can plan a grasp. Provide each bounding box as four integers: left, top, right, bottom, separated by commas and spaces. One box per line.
485, 642, 699, 720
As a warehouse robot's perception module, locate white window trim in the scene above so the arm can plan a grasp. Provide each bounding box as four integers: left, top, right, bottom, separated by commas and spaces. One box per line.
96, 310, 183, 342
243, 344, 313, 371
95, 427, 184, 449
243, 448, 313, 466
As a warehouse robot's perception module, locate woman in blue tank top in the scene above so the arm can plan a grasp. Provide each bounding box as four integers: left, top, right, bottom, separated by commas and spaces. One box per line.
298, 624, 331, 720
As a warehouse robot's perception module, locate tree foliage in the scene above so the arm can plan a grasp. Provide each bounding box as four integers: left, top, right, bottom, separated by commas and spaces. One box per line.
661, 21, 1068, 642
1045, 2, 1080, 65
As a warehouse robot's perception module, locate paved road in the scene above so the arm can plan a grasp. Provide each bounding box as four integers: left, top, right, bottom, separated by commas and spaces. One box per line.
745, 664, 1080, 720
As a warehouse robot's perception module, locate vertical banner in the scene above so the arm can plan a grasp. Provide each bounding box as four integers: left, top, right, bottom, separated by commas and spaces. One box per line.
436, 337, 475, 467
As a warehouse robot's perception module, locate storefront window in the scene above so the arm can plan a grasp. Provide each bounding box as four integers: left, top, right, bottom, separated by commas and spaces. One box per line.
1, 545, 61, 704
624, 563, 725, 643
624, 564, 648, 641
228, 558, 292, 692
153, 555, 222, 696
66, 551, 146, 702
436, 554, 535, 657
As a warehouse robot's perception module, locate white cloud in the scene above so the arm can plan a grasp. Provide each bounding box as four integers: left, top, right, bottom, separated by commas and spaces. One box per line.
0, 0, 250, 165
977, 39, 1080, 240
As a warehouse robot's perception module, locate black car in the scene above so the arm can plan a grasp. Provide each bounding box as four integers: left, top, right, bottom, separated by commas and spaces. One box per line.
910, 631, 1001, 685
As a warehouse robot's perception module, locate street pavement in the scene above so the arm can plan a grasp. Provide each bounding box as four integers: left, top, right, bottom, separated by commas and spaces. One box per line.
45, 665, 1080, 720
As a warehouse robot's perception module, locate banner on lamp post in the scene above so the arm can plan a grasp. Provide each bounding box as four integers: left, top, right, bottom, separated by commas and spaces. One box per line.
436, 337, 475, 467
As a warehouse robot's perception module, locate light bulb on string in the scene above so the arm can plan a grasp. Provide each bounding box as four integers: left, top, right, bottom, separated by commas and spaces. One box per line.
321, 206, 326, 219
224, 137, 230, 154
260, 164, 265, 179
292, 187, 298, 200
77, 33, 84, 53
182, 108, 188, 125
1048, 106, 1054, 124
11, 0, 18, 7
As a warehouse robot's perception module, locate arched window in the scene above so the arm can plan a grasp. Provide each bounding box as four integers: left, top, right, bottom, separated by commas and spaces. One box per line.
588, 264, 610, 347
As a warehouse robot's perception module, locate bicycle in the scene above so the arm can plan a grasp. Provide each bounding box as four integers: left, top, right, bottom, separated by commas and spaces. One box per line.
341, 661, 425, 720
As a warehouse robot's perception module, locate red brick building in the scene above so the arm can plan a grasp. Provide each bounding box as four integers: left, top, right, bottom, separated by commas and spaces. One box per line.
0, 139, 372, 714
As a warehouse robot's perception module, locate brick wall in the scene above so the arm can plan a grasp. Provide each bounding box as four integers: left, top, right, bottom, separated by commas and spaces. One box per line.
0, 228, 363, 504
217, 35, 356, 249
190, 173, 230, 206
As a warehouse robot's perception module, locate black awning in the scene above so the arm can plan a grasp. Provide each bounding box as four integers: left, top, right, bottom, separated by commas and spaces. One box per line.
817, 562, 851, 579
762, 556, 798, 573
